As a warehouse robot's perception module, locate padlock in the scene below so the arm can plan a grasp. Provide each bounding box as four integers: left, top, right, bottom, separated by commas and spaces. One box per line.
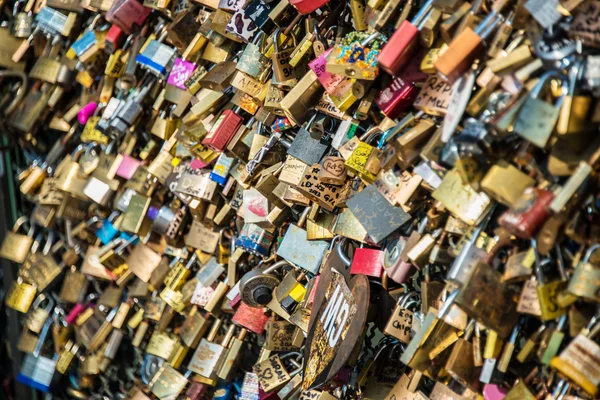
453, 238, 520, 338
400, 290, 461, 379
253, 352, 303, 393
434, 10, 504, 83
272, 29, 297, 83
550, 316, 600, 397
384, 293, 420, 344
24, 294, 55, 334
557, 57, 592, 135
188, 320, 235, 380
16, 317, 56, 392
239, 260, 289, 307
0, 216, 35, 263
377, 0, 434, 76
513, 70, 568, 148
533, 239, 568, 322
444, 319, 480, 392
568, 244, 600, 301
350, 247, 383, 278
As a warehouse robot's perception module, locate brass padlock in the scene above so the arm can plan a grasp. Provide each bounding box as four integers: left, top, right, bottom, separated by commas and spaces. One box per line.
0, 216, 35, 263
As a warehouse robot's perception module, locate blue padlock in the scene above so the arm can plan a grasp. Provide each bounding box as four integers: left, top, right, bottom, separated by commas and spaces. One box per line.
95, 213, 120, 244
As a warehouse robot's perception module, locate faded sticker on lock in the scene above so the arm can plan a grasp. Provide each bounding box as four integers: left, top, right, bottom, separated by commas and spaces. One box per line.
243, 188, 269, 224
191, 282, 215, 307
304, 270, 357, 390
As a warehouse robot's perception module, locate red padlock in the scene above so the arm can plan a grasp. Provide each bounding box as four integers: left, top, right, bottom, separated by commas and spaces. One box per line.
232, 302, 270, 335
499, 187, 554, 239
377, 0, 434, 76
289, 0, 330, 15
105, 24, 125, 55
202, 107, 244, 152
350, 248, 384, 278
375, 76, 419, 119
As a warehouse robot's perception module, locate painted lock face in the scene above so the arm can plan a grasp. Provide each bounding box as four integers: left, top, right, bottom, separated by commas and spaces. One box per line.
303, 268, 369, 390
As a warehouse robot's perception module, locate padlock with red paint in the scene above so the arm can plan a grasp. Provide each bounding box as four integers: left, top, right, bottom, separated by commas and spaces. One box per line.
350, 248, 384, 278
499, 187, 554, 239
232, 302, 270, 335
202, 107, 244, 152
375, 76, 419, 119
377, 0, 434, 76
289, 0, 330, 14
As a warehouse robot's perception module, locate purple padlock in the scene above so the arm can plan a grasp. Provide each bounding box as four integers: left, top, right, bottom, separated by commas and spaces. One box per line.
382, 236, 415, 284
167, 58, 197, 90
115, 154, 141, 179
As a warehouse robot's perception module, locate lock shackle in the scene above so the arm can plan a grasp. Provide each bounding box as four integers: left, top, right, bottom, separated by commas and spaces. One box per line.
219, 228, 234, 244
507, 317, 524, 345
402, 299, 420, 311
437, 289, 459, 319
582, 244, 600, 264
360, 31, 381, 47
399, 291, 419, 307
336, 237, 353, 267
12, 215, 34, 236
43, 230, 55, 255
32, 293, 55, 312
273, 28, 284, 52
185, 253, 198, 270
70, 143, 87, 161
0, 70, 28, 116
530, 70, 568, 108
483, 235, 514, 266
554, 244, 568, 281
474, 10, 500, 36
566, 57, 585, 97
252, 31, 266, 47
30, 232, 45, 254
410, 0, 434, 26
280, 351, 302, 361
263, 260, 292, 274
463, 319, 476, 341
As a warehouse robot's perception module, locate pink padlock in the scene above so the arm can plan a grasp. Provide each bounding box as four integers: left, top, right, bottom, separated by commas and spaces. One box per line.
115, 154, 141, 179
350, 248, 384, 278
381, 237, 415, 284
77, 102, 98, 125
483, 384, 508, 400
309, 48, 344, 94
65, 297, 97, 325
